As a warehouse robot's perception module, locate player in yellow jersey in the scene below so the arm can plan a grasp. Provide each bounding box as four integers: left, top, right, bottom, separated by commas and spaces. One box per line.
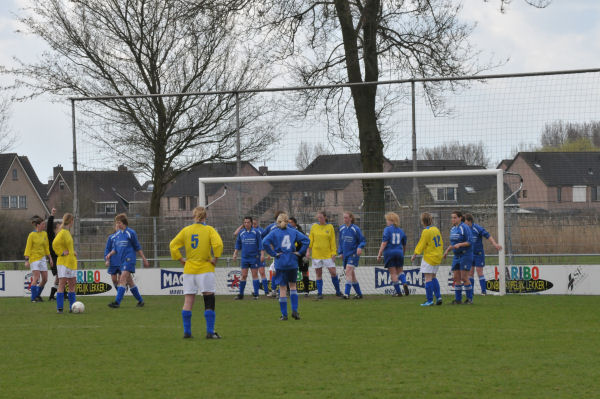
24, 216, 53, 302
411, 212, 444, 306
306, 211, 342, 299
52, 213, 78, 313
170, 206, 223, 339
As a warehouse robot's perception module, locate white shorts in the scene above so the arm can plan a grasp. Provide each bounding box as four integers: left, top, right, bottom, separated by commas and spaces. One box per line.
183, 273, 216, 295
57, 265, 77, 279
30, 259, 48, 272
311, 258, 336, 269
420, 260, 440, 274
269, 261, 275, 272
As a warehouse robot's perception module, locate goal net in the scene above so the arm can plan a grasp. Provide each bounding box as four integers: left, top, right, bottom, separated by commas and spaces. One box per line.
199, 168, 511, 296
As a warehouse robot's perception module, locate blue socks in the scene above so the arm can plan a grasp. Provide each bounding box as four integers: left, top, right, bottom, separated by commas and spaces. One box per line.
252, 279, 260, 296
469, 277, 475, 288
115, 286, 126, 304
316, 279, 323, 295
279, 297, 288, 317
331, 276, 341, 294
262, 278, 269, 294
399, 273, 407, 285
432, 278, 441, 300
204, 310, 215, 334
290, 290, 298, 312
182, 310, 192, 336
455, 284, 463, 302
393, 282, 401, 295
425, 281, 434, 302
479, 276, 487, 293
67, 292, 76, 310
465, 283, 473, 301
345, 283, 351, 296
56, 292, 64, 310
239, 280, 247, 297
353, 282, 362, 296
30, 285, 38, 301
130, 286, 143, 303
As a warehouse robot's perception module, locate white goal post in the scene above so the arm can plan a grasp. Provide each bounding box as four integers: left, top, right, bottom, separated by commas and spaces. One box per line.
199, 169, 507, 295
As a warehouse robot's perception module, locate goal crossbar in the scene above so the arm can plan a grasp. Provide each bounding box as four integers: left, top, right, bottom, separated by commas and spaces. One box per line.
199, 169, 506, 295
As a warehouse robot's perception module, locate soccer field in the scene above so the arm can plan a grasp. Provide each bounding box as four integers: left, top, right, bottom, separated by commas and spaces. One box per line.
1, 295, 598, 399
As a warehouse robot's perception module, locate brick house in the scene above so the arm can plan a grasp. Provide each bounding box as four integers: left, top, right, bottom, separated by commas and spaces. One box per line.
0, 153, 49, 218
504, 152, 600, 212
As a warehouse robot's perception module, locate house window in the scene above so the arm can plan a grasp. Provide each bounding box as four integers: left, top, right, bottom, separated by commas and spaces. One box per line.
573, 186, 586, 203
557, 187, 562, 202
59, 181, 65, 190
522, 189, 527, 198
12, 169, 18, 180
19, 196, 26, 209
592, 186, 600, 202
9, 196, 18, 208
334, 190, 339, 206
302, 192, 312, 206
315, 192, 325, 206
96, 202, 117, 215
1, 196, 8, 208
179, 197, 186, 210
189, 196, 197, 209
436, 187, 456, 202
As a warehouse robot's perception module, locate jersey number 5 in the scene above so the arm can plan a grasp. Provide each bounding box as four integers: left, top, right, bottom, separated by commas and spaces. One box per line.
191, 234, 199, 249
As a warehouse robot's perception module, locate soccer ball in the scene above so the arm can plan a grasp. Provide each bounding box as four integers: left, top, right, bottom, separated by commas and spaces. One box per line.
71, 301, 85, 314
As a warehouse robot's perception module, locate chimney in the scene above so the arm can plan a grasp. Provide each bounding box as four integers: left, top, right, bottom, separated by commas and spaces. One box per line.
118, 165, 128, 172
53, 165, 63, 179
259, 166, 268, 175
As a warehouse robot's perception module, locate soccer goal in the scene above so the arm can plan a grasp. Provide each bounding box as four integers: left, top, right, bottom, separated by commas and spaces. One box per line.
199, 169, 509, 296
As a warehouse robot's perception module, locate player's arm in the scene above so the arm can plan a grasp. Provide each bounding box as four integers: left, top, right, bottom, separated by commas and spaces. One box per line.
376, 241, 387, 262
482, 227, 502, 251
412, 231, 427, 262
296, 231, 310, 256
209, 227, 224, 265
169, 229, 187, 265
232, 224, 243, 237
328, 225, 337, 260
356, 226, 366, 256
306, 228, 314, 259
24, 233, 33, 267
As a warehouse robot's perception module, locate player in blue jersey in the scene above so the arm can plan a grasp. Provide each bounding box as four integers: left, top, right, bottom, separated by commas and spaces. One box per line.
106, 214, 149, 308
338, 211, 366, 299
262, 210, 287, 297
104, 223, 122, 291
376, 212, 408, 297
464, 213, 502, 296
252, 219, 270, 296
443, 211, 474, 304
262, 212, 310, 320
232, 216, 264, 300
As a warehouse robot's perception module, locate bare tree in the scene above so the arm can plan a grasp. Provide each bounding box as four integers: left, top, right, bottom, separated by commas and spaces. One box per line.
248, 0, 484, 237
295, 141, 330, 170
540, 120, 600, 151
0, 97, 16, 152
7, 0, 275, 216
419, 142, 490, 167
491, 0, 552, 13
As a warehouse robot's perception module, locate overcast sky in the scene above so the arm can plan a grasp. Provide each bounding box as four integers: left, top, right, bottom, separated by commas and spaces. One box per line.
1, 0, 600, 180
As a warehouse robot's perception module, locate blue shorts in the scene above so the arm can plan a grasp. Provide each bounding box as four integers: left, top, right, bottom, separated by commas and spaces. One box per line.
473, 253, 485, 267
274, 268, 298, 286
451, 254, 473, 272
343, 254, 360, 267
107, 266, 121, 275
241, 259, 258, 269
121, 264, 136, 273
384, 254, 404, 269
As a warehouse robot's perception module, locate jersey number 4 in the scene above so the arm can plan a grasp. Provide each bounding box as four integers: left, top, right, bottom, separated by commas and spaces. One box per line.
281, 235, 292, 250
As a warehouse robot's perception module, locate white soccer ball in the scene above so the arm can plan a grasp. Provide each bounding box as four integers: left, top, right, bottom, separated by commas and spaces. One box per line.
71, 301, 85, 314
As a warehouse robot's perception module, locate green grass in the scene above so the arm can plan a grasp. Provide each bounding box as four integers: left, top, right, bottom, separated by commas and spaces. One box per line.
1, 295, 599, 398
